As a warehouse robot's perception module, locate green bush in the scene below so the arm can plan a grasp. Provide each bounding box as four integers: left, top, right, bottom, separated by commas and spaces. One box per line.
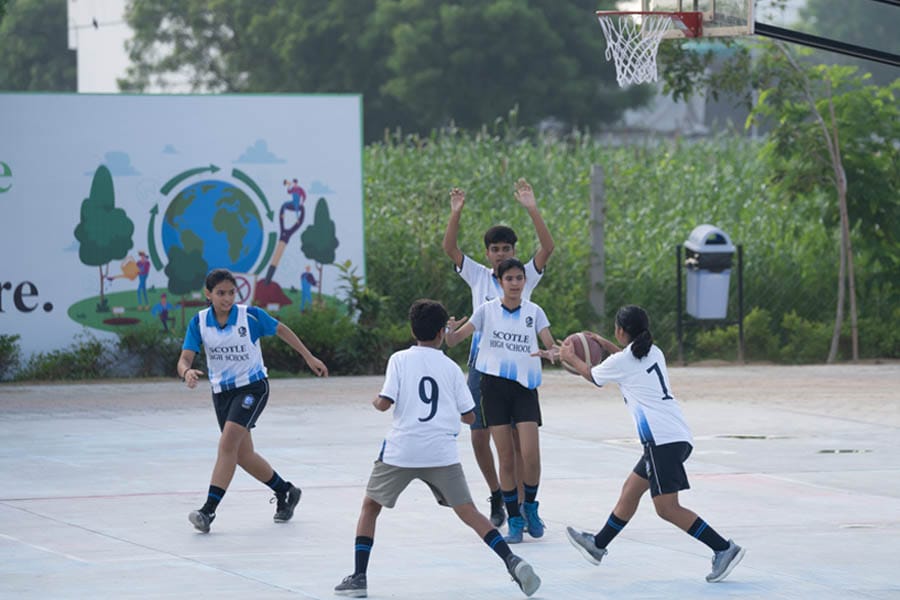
116, 325, 184, 377
857, 309, 900, 359
743, 307, 780, 362
693, 325, 739, 361
779, 311, 833, 364
0, 334, 21, 380
263, 307, 413, 377
17, 334, 113, 381
262, 305, 357, 375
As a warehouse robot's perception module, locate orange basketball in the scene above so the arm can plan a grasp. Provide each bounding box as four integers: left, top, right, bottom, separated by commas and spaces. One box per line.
561, 331, 607, 375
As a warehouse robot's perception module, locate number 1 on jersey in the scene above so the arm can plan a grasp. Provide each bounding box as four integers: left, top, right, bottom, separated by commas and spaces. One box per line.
646, 362, 674, 400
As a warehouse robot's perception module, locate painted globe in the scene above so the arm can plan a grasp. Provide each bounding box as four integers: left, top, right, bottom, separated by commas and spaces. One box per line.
161, 180, 263, 274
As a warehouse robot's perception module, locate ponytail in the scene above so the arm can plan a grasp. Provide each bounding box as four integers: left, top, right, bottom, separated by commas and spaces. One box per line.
615, 304, 653, 359
631, 329, 653, 359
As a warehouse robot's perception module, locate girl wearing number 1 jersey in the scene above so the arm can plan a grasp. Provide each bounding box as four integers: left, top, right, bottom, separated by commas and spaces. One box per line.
559, 305, 745, 584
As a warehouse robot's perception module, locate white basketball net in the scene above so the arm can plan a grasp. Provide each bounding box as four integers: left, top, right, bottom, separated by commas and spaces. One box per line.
597, 13, 674, 87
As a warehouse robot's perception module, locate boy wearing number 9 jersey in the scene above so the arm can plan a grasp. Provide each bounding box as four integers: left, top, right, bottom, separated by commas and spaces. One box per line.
559, 305, 745, 584
334, 299, 541, 598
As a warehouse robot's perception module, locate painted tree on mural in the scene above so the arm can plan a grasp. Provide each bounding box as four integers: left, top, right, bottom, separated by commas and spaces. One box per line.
73, 166, 135, 312
164, 245, 208, 330
300, 198, 339, 300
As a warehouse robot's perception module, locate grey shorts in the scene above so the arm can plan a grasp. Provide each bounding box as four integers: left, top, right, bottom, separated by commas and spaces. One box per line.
365, 461, 473, 508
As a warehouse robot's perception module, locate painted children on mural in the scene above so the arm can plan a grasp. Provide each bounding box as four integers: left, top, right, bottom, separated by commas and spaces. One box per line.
151, 293, 176, 332
300, 265, 317, 311
136, 250, 151, 310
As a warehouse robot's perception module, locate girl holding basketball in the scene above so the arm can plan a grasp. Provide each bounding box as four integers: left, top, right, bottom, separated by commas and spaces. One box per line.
559, 304, 745, 583
177, 268, 328, 533
446, 258, 559, 543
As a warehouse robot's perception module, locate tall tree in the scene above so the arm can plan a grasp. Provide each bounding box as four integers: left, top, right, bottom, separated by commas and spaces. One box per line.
749, 46, 900, 362
0, 0, 76, 91
121, 0, 645, 141
658, 21, 898, 363
74, 166, 136, 312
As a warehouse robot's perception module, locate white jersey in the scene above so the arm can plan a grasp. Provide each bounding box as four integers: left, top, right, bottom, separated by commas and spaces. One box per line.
590, 343, 692, 446
470, 298, 550, 390
456, 254, 543, 366
378, 345, 476, 468
191, 305, 275, 393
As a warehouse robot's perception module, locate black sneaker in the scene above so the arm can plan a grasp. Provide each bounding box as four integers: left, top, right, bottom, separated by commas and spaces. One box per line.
188, 509, 215, 533
489, 495, 506, 528
505, 555, 541, 597
334, 572, 367, 597
273, 484, 301, 522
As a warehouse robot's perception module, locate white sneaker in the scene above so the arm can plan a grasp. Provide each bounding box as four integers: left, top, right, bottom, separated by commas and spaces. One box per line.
506, 555, 541, 597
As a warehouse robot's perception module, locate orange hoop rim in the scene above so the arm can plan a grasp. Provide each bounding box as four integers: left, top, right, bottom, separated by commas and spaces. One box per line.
595, 10, 703, 38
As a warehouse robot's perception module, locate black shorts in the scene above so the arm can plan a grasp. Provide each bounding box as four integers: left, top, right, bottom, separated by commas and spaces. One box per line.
212, 379, 270, 431
480, 373, 542, 427
633, 441, 693, 497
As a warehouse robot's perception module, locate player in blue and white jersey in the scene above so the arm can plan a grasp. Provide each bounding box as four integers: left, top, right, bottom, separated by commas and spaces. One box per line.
441, 178, 554, 529
177, 269, 328, 533
447, 259, 559, 544
560, 304, 745, 583
334, 300, 540, 598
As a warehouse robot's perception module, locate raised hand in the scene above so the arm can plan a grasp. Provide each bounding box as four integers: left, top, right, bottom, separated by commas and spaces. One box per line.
514, 178, 536, 210
449, 187, 466, 213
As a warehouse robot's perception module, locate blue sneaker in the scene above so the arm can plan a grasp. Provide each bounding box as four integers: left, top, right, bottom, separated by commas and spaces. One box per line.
522, 501, 544, 538
505, 516, 525, 544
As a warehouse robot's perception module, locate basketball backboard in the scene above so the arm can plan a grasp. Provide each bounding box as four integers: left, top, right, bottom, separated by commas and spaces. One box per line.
637, 0, 754, 37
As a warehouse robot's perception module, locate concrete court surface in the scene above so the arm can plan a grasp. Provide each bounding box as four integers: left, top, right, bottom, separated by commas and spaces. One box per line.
1, 363, 898, 600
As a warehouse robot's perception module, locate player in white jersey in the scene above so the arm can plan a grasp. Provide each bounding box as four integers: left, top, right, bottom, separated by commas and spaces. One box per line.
176, 269, 327, 533
334, 300, 540, 598
441, 178, 554, 529
447, 259, 559, 545
560, 305, 745, 583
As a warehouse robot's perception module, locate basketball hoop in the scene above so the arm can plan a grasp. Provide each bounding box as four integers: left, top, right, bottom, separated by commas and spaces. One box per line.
596, 10, 702, 87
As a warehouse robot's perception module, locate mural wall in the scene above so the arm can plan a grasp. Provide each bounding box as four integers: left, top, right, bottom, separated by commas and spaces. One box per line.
0, 93, 364, 357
